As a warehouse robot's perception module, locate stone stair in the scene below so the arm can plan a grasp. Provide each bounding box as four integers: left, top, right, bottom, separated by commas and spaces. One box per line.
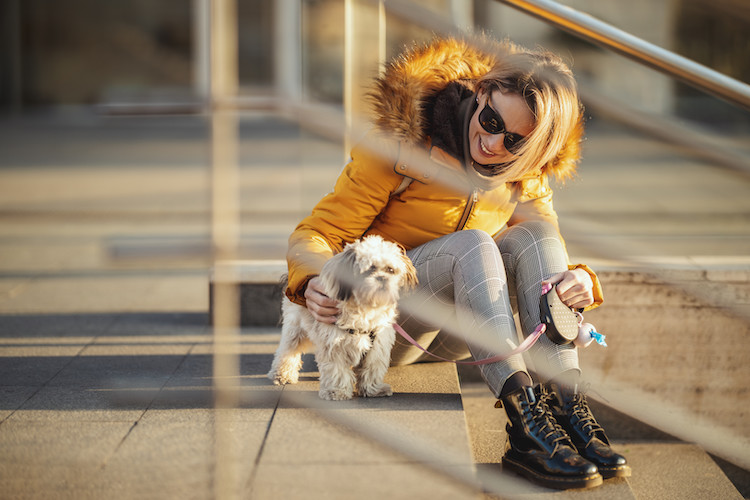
210, 260, 750, 498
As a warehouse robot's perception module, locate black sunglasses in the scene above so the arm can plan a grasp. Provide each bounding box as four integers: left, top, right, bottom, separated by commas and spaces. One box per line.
478, 102, 526, 154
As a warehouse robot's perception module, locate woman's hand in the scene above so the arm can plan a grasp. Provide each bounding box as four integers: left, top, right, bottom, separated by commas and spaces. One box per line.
304, 276, 340, 324
542, 268, 594, 310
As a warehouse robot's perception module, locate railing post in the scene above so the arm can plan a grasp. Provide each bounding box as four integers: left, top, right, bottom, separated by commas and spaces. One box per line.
494, 0, 750, 111
209, 0, 241, 498
192, 0, 211, 104
275, 0, 302, 103
344, 0, 386, 158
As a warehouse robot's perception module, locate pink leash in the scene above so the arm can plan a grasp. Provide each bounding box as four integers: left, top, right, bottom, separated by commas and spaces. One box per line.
392, 322, 547, 366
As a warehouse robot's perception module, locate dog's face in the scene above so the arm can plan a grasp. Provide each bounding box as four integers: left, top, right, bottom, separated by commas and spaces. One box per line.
319, 235, 417, 308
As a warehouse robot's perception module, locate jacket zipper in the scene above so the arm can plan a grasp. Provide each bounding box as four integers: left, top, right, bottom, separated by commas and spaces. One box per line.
456, 189, 478, 231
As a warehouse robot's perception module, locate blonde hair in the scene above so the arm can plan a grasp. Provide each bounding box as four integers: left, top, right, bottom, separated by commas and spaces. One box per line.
475, 48, 583, 182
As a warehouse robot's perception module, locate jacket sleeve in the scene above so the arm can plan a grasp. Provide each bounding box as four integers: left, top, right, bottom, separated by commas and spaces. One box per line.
508, 175, 604, 310
286, 134, 403, 306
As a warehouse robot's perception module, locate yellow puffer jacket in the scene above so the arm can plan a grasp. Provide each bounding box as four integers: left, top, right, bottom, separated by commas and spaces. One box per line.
286, 37, 603, 309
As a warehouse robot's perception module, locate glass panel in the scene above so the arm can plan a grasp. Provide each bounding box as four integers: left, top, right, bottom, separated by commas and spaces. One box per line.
18, 0, 193, 107
301, 0, 345, 104
238, 0, 274, 88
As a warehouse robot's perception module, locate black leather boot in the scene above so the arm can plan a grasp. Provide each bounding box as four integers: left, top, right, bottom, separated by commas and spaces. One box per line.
546, 382, 631, 479
498, 385, 602, 490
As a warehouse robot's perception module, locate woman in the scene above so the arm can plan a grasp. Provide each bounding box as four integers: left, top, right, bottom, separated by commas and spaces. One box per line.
284, 37, 629, 489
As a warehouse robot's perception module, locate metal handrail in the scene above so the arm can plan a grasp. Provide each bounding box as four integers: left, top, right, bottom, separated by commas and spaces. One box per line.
495, 0, 750, 111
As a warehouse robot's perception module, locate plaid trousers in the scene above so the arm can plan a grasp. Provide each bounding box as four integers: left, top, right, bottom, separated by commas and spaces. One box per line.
391, 221, 579, 398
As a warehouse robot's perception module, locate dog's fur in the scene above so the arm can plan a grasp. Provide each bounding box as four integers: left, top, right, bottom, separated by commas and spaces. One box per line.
268, 235, 417, 400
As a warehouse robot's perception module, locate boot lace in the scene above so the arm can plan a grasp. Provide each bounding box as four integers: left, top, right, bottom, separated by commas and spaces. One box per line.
527, 390, 573, 457
565, 389, 605, 445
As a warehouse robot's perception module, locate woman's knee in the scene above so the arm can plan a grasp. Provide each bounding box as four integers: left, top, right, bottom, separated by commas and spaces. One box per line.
513, 220, 559, 240
442, 228, 498, 255
497, 220, 562, 252
409, 230, 498, 264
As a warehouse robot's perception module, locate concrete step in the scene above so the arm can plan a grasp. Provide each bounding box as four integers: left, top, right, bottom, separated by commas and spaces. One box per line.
209, 260, 286, 326
207, 259, 750, 327
254, 358, 481, 498
579, 263, 750, 446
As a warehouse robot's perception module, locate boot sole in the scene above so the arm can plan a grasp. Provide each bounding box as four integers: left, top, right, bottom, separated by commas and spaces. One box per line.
599, 464, 632, 479
502, 456, 603, 490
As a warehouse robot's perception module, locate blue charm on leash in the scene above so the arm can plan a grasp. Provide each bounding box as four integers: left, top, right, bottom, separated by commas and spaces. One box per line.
589, 330, 607, 347
575, 321, 607, 348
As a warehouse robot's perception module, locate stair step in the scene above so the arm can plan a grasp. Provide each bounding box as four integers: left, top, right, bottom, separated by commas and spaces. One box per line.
209, 260, 285, 326
253, 360, 479, 498
208, 261, 750, 327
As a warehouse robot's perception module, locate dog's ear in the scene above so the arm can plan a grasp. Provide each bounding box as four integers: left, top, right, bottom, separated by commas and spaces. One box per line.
320, 243, 360, 301
399, 251, 418, 291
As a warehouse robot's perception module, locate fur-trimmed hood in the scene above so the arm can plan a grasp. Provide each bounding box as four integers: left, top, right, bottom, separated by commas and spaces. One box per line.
367, 37, 583, 180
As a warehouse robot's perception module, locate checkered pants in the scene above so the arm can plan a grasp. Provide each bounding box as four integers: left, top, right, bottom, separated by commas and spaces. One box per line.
392, 221, 579, 398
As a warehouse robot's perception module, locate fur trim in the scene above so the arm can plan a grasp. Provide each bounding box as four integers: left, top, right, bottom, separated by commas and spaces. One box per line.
368, 37, 509, 146
367, 36, 582, 181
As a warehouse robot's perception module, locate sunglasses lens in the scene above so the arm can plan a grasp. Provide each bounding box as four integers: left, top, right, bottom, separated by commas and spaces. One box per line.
478, 102, 525, 154
504, 135, 523, 153
479, 104, 502, 134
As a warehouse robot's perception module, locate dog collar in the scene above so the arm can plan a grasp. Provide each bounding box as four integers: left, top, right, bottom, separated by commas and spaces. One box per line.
347, 328, 376, 340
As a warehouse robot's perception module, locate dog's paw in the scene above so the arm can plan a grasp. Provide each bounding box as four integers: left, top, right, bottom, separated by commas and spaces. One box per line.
358, 383, 393, 398
268, 370, 299, 385
319, 388, 354, 401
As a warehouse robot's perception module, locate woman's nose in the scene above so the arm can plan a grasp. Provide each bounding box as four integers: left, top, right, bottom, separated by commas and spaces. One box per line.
484, 133, 507, 153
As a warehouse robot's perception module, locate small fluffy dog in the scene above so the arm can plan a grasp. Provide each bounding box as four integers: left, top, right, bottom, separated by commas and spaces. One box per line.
268, 235, 417, 401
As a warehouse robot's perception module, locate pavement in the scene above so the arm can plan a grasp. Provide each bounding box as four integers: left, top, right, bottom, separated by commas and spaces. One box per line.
0, 109, 749, 499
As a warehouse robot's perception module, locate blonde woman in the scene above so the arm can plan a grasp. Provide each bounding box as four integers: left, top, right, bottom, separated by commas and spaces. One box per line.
284, 37, 629, 489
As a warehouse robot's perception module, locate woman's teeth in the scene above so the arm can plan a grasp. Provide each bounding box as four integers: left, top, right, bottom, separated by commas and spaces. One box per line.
480, 139, 494, 156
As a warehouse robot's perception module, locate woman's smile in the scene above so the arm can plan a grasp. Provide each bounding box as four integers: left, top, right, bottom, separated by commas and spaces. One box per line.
479, 138, 495, 157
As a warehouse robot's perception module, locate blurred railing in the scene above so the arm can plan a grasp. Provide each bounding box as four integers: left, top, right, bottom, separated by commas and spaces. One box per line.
492, 0, 750, 178
495, 0, 750, 111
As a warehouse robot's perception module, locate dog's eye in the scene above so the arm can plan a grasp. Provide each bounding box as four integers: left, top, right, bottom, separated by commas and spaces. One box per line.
368, 265, 377, 274
386, 267, 395, 274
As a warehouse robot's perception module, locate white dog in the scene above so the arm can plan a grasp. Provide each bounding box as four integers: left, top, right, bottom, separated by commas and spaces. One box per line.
268, 235, 417, 401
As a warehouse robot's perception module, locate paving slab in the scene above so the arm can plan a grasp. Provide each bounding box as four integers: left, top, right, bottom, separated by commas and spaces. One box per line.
0, 463, 113, 500
0, 419, 133, 466
624, 443, 744, 500
0, 420, 135, 500
97, 416, 267, 500
0, 312, 121, 337
254, 361, 478, 499
250, 462, 478, 499
5, 385, 145, 423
